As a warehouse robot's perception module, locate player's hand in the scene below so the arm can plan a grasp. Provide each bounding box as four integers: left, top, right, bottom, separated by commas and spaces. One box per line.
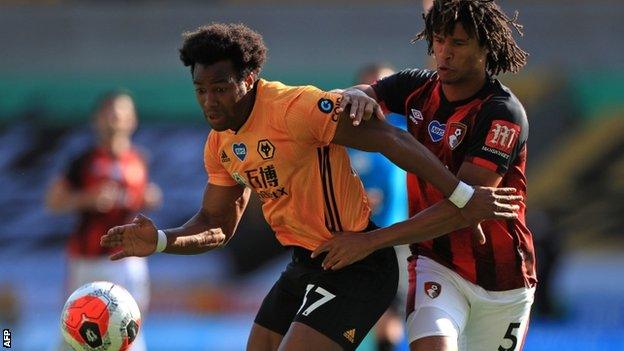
311, 232, 375, 270
100, 214, 158, 260
459, 187, 522, 244
337, 89, 385, 126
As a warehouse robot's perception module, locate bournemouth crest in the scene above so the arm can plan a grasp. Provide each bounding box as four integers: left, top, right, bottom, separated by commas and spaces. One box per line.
424, 281, 441, 299
447, 122, 467, 150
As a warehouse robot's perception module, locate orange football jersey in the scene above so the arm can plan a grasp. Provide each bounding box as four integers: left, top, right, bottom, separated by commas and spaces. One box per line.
204, 79, 371, 250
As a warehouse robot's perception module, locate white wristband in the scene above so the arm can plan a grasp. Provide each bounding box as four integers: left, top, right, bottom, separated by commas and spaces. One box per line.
156, 230, 167, 253
448, 181, 475, 208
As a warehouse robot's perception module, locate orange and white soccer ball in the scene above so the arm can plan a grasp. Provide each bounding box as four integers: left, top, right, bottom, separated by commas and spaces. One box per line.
60, 281, 141, 351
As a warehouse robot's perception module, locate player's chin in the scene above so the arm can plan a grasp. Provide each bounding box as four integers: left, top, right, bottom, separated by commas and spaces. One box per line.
206, 120, 229, 132
438, 75, 460, 85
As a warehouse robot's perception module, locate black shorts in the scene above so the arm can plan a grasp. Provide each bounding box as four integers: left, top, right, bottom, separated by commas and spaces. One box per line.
254, 240, 398, 350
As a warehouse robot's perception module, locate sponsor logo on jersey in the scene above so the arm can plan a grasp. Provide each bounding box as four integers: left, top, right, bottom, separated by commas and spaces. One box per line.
485, 120, 520, 154
245, 165, 280, 188
240, 164, 288, 200
428, 120, 446, 143
232, 142, 247, 161
424, 281, 441, 299
409, 108, 424, 125
220, 150, 231, 163
330, 96, 343, 122
481, 146, 511, 159
448, 122, 467, 150
317, 98, 334, 113
257, 139, 275, 160
343, 328, 356, 343
257, 187, 289, 200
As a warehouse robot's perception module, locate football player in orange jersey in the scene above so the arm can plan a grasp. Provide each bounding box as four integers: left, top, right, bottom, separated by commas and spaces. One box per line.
101, 23, 520, 351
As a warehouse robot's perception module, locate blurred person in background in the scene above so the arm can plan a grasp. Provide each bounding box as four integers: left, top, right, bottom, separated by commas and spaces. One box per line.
527, 207, 563, 319
100, 23, 520, 351
323, 0, 536, 350
349, 63, 408, 351
0, 284, 19, 327
45, 91, 162, 351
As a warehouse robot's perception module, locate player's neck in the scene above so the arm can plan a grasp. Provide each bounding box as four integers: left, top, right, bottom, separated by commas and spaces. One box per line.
231, 84, 258, 132
100, 136, 132, 157
441, 72, 487, 102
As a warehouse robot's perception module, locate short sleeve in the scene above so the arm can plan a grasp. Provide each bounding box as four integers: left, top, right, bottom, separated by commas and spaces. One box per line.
463, 98, 528, 175
371, 69, 435, 114
204, 132, 238, 186
284, 87, 342, 146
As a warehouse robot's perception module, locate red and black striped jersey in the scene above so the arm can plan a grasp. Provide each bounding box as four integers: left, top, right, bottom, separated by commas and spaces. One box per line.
64, 147, 149, 257
372, 69, 536, 291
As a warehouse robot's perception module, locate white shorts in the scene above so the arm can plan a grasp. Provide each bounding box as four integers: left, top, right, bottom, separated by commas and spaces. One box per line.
406, 256, 534, 351
67, 255, 150, 312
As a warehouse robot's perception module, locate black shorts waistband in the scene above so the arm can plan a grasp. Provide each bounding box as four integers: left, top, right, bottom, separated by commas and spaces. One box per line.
290, 220, 380, 265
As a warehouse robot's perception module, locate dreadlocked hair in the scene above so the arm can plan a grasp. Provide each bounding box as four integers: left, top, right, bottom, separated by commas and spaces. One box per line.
414, 0, 528, 75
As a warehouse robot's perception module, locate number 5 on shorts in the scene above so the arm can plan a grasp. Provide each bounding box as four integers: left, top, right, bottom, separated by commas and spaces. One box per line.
297, 284, 336, 316
498, 322, 521, 351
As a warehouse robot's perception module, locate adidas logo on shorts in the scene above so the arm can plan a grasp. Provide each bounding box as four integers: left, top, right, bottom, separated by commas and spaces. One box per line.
343, 328, 355, 343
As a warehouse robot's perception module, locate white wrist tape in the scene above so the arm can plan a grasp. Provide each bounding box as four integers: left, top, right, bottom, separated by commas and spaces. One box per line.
448, 181, 475, 208
156, 230, 167, 253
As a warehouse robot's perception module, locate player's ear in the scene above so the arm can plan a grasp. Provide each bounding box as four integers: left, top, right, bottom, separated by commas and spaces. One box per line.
244, 71, 257, 90
479, 43, 489, 62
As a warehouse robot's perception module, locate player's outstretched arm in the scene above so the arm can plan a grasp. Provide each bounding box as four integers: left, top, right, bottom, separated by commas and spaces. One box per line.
101, 182, 250, 259
312, 190, 519, 270
333, 112, 463, 196
331, 110, 518, 225
163, 182, 250, 254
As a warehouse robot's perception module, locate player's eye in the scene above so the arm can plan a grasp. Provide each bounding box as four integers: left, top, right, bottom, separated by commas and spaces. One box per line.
195, 87, 206, 94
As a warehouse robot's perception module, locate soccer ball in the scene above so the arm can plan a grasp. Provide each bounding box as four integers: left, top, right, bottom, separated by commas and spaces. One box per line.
60, 281, 141, 351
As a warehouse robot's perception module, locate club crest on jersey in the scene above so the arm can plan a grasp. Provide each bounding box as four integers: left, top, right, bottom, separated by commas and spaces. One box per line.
257, 139, 275, 160
317, 98, 334, 114
220, 150, 231, 163
428, 120, 446, 143
448, 122, 467, 150
232, 143, 247, 161
424, 281, 441, 299
409, 108, 424, 125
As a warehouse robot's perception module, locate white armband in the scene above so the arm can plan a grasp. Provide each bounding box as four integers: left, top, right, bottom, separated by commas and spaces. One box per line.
156, 230, 168, 253
448, 181, 475, 208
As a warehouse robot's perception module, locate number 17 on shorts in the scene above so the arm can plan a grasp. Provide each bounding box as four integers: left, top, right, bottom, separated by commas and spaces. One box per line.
297, 284, 336, 316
